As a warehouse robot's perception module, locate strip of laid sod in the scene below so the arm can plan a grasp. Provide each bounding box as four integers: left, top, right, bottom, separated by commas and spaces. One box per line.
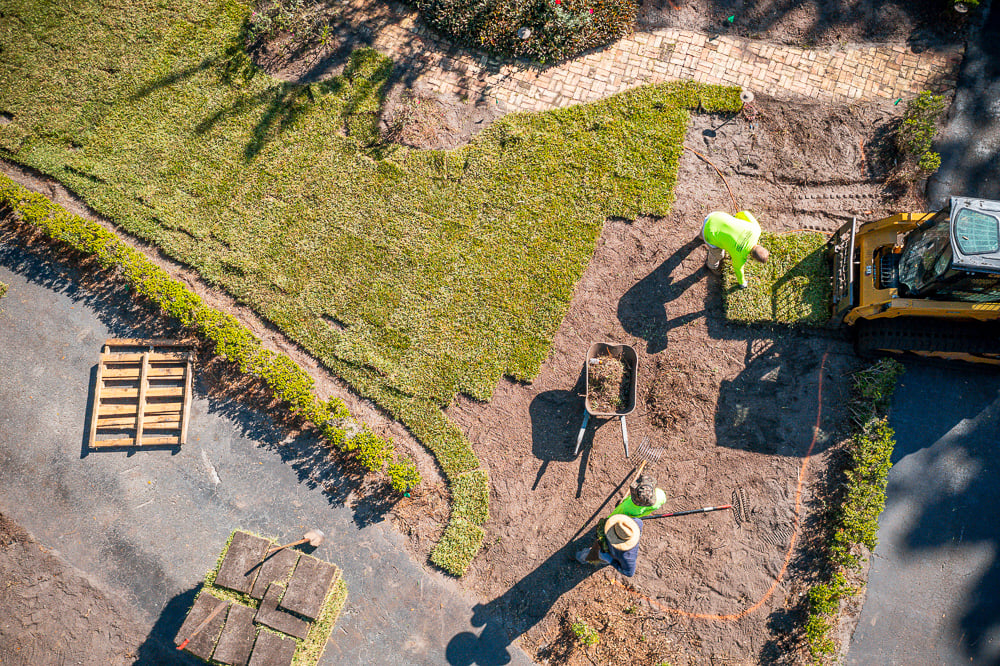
722, 231, 832, 326
0, 0, 742, 574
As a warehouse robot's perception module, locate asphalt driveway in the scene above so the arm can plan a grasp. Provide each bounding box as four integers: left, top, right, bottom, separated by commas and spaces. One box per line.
0, 238, 531, 665
847, 363, 1000, 664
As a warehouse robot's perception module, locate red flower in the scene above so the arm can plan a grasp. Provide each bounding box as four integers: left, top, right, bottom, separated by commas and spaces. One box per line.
588, 7, 593, 11
555, 0, 560, 4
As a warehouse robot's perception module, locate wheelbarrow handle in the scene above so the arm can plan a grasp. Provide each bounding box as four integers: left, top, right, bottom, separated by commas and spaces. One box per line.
620, 416, 629, 459
574, 411, 590, 456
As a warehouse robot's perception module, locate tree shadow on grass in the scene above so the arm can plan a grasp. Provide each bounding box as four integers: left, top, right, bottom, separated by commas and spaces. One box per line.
131, 30, 395, 162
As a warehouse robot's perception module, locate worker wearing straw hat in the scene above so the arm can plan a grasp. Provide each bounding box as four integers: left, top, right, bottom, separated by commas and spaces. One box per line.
575, 514, 643, 577
701, 210, 769, 287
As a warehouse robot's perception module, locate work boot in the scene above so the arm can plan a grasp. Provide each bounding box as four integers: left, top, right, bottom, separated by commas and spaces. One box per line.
575, 547, 601, 566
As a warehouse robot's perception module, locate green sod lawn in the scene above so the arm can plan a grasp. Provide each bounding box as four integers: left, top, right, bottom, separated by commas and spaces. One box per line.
722, 231, 832, 326
0, 0, 741, 572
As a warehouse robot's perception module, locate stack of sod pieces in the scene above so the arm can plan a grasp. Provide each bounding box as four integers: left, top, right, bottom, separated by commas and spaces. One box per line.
186, 529, 349, 665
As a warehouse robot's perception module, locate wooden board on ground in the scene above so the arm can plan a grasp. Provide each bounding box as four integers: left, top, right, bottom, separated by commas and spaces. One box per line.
212, 603, 257, 666
248, 629, 298, 666
255, 583, 310, 639
279, 555, 337, 620
249, 548, 300, 600
87, 338, 194, 449
215, 531, 270, 595
174, 593, 229, 661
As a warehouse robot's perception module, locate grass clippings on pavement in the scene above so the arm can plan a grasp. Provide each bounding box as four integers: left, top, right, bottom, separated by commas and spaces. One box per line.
723, 231, 832, 326
0, 0, 742, 574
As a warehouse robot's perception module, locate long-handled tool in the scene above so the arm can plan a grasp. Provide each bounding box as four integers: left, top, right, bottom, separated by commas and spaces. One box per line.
267, 529, 325, 554
177, 600, 228, 651
645, 504, 733, 519
582, 459, 648, 562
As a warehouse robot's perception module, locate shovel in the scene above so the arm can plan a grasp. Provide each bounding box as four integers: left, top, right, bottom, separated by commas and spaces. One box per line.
267, 529, 325, 554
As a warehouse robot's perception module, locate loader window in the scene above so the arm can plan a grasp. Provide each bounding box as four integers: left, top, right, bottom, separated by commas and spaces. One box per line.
954, 208, 1000, 255
899, 211, 952, 295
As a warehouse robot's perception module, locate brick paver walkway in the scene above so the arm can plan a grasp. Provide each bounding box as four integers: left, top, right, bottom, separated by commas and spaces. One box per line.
361, 4, 962, 113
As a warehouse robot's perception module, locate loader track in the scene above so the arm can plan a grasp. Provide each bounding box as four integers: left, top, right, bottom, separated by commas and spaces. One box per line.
855, 318, 1000, 364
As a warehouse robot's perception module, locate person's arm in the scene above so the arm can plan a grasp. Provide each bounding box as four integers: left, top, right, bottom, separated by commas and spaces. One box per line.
732, 252, 748, 287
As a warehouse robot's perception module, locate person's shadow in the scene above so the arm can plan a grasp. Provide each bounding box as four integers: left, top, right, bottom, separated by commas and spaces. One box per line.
618, 236, 705, 353
445, 536, 598, 665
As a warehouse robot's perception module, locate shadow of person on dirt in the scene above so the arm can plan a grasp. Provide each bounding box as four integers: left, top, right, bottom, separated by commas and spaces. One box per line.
618, 235, 705, 354
445, 536, 598, 666
133, 586, 202, 665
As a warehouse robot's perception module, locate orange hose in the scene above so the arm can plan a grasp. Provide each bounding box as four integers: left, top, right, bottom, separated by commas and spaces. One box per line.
612, 346, 831, 621
683, 145, 739, 211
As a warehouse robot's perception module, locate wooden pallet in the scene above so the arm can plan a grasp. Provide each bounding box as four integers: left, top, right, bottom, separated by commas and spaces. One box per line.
88, 339, 194, 449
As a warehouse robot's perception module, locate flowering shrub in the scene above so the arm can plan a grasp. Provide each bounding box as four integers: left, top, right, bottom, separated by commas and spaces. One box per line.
410, 0, 637, 63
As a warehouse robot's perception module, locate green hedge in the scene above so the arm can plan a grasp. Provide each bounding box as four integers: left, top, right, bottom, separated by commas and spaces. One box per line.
803, 358, 904, 662
0, 178, 440, 508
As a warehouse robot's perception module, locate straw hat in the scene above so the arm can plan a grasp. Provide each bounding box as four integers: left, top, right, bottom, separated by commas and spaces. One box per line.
605, 514, 640, 551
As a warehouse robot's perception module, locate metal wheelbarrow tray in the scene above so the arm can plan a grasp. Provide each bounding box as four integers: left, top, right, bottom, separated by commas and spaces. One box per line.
574, 342, 638, 457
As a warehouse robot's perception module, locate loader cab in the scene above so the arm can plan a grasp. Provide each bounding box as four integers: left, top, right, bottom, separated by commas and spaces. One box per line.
898, 196, 1000, 303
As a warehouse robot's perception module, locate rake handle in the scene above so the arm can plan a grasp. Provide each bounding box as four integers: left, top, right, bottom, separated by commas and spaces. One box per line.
645, 504, 733, 519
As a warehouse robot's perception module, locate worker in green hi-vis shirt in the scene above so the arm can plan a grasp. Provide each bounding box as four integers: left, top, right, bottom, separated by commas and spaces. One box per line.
610, 474, 666, 518
701, 210, 770, 287
584, 474, 665, 563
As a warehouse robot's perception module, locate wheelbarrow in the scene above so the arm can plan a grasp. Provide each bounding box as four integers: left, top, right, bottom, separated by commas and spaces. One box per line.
574, 342, 638, 458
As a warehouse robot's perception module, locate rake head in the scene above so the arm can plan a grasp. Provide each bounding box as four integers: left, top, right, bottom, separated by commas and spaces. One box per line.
633, 436, 665, 463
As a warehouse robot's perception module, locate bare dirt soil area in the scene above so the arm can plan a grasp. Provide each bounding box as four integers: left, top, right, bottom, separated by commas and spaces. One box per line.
440, 96, 912, 664
637, 0, 968, 50
0, 512, 184, 665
